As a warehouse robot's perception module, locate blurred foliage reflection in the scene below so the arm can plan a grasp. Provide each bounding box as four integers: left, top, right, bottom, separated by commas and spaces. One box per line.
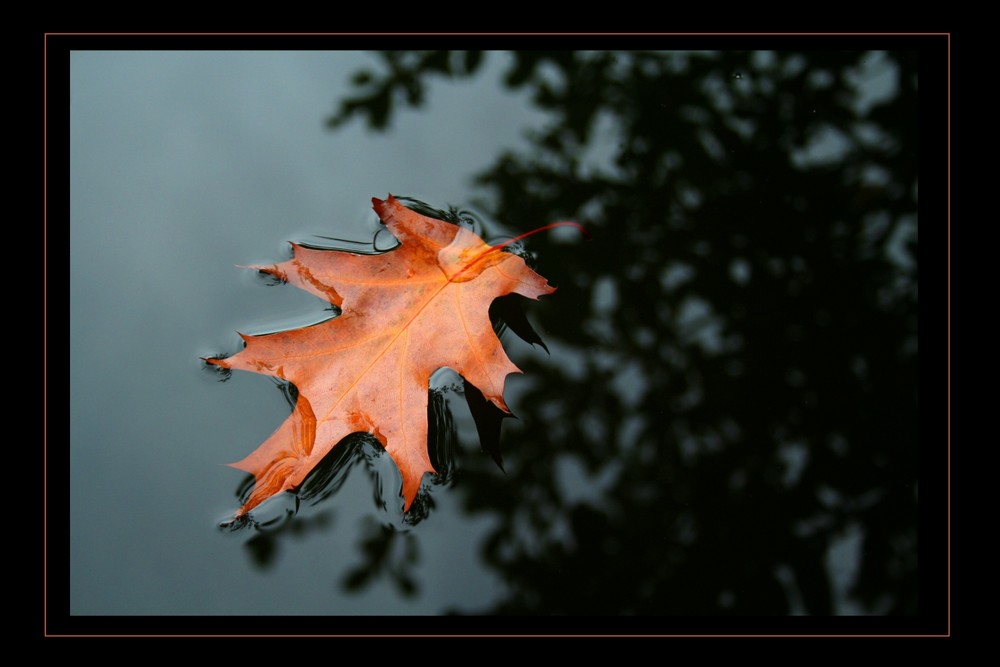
318, 50, 921, 615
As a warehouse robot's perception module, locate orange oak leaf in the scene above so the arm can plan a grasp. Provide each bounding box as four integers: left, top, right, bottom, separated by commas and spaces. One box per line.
207, 195, 560, 518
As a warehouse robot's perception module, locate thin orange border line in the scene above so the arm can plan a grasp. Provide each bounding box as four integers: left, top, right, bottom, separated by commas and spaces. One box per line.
45, 32, 949, 639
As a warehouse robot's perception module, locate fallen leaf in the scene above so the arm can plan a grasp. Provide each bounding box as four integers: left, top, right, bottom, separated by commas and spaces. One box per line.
207, 196, 561, 517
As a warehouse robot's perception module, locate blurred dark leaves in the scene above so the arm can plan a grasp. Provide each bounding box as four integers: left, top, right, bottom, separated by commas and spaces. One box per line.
328, 51, 487, 130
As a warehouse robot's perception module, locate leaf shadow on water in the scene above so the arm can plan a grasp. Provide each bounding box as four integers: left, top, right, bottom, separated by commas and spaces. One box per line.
214, 46, 941, 625
220, 381, 463, 596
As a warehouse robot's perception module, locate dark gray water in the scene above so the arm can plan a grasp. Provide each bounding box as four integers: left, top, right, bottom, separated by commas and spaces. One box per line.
68, 51, 550, 615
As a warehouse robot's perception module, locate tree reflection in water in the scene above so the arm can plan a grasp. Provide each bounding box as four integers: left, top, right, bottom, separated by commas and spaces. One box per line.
241, 49, 930, 616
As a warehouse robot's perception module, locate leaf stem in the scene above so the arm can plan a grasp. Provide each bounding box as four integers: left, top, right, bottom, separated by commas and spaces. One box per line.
450, 221, 589, 283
